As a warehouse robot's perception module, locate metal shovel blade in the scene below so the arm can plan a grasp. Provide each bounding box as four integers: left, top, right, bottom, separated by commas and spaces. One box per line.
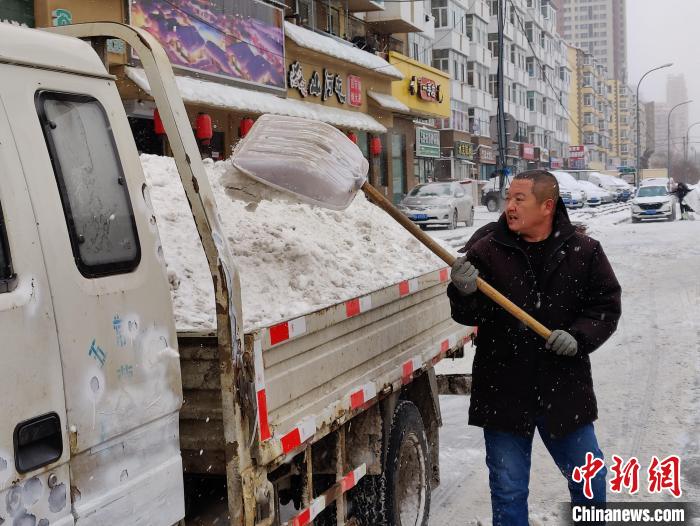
231, 114, 369, 210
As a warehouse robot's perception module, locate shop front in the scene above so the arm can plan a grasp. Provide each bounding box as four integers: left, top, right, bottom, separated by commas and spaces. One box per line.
387, 52, 451, 201
1, 0, 34, 25
475, 145, 497, 180
435, 131, 476, 182
535, 147, 550, 169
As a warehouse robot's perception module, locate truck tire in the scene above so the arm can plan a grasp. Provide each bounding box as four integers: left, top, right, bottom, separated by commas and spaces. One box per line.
448, 210, 457, 230
352, 401, 431, 526
486, 197, 499, 213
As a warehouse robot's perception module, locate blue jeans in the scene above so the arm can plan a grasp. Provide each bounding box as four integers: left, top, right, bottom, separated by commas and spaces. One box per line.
484, 418, 606, 526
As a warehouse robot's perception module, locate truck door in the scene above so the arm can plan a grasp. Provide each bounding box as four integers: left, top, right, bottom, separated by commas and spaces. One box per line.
0, 98, 74, 525
2, 66, 185, 524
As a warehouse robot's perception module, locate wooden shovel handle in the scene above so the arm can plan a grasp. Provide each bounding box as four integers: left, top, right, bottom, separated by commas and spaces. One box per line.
361, 182, 552, 340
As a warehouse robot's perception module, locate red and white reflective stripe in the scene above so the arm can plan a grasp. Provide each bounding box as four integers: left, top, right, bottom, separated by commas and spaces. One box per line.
345, 295, 372, 318
254, 339, 271, 442
341, 464, 367, 492
401, 356, 423, 384
289, 496, 326, 526
280, 416, 316, 454
269, 316, 307, 346
349, 382, 377, 410
439, 268, 449, 282
286, 464, 366, 526
398, 278, 419, 297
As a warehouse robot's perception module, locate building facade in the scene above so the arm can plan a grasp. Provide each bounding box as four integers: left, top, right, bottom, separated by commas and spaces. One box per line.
560, 0, 627, 82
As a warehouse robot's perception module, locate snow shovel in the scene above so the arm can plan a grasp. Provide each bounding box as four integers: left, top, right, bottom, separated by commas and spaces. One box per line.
232, 115, 552, 340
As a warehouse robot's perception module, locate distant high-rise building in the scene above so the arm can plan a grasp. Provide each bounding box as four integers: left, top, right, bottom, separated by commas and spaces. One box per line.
559, 0, 627, 82
666, 74, 689, 155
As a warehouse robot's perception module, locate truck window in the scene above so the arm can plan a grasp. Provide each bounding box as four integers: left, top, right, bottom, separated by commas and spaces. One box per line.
0, 203, 13, 289
36, 91, 140, 278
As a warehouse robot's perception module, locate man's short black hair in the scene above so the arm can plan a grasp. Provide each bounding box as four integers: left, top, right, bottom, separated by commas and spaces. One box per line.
513, 169, 560, 203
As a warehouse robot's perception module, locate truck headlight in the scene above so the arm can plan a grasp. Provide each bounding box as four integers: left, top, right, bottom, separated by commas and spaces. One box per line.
661, 202, 671, 210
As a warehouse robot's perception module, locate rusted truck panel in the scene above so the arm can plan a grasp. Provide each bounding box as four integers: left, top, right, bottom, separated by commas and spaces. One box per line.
179, 267, 473, 475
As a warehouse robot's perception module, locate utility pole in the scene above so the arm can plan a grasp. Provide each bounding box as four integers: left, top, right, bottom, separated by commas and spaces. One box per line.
496, 0, 508, 206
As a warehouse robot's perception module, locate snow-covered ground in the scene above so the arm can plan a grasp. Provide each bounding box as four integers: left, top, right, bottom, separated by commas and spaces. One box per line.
429, 203, 700, 524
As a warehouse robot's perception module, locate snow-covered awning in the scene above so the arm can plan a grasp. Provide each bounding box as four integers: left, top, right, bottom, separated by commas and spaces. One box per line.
284, 21, 404, 80
367, 90, 410, 113
126, 67, 387, 134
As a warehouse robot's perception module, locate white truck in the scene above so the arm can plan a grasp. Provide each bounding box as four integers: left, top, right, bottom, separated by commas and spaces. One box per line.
0, 22, 472, 526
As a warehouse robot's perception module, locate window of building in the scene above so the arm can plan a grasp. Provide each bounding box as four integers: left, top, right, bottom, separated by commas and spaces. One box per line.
36, 91, 141, 278
526, 56, 535, 77
432, 49, 449, 73
583, 93, 593, 106
432, 0, 448, 28
584, 112, 594, 125
527, 91, 535, 112
583, 72, 593, 86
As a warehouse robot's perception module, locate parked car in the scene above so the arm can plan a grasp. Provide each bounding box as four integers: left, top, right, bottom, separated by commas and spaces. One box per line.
398, 181, 474, 229
577, 179, 614, 205
630, 185, 676, 222
481, 175, 513, 212
587, 172, 630, 201
551, 170, 586, 208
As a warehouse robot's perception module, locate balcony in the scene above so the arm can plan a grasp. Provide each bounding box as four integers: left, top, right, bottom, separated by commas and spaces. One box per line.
470, 42, 492, 68
433, 28, 469, 55
347, 0, 385, 12
365, 0, 433, 35
489, 18, 516, 41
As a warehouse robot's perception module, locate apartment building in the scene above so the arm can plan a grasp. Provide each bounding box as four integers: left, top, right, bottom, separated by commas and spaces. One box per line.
568, 46, 612, 169
559, 0, 627, 82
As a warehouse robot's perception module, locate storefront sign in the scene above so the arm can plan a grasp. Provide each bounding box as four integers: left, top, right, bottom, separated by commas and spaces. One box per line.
288, 61, 349, 104
409, 76, 443, 103
477, 146, 497, 165
454, 141, 473, 160
569, 158, 586, 169
550, 157, 563, 169
131, 0, 285, 90
348, 75, 362, 107
520, 143, 536, 160
416, 128, 440, 158
569, 145, 585, 159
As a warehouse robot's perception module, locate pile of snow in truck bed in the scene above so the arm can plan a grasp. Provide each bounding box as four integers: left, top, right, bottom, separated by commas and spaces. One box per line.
141, 155, 445, 331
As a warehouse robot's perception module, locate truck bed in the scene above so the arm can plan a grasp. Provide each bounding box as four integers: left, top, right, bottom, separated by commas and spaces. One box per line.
178, 267, 473, 474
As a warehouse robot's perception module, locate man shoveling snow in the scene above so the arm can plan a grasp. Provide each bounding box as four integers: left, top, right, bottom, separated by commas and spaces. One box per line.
447, 170, 622, 525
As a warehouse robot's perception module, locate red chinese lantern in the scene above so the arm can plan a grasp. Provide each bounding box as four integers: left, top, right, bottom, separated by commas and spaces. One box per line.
347, 131, 358, 144
370, 136, 382, 156
153, 108, 165, 135
196, 113, 213, 145
239, 117, 254, 138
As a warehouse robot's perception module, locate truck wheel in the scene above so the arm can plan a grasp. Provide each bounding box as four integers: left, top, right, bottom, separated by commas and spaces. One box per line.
486, 197, 499, 213
352, 401, 431, 526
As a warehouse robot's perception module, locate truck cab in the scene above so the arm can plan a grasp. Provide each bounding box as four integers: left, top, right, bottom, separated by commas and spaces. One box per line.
0, 24, 184, 525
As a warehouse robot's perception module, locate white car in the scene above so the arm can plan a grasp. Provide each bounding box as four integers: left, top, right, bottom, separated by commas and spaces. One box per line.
551, 170, 587, 208
587, 172, 631, 201
577, 179, 614, 205
630, 185, 676, 222
398, 181, 474, 229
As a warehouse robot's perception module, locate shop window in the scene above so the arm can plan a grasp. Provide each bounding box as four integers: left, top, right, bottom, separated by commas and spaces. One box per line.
36, 91, 141, 278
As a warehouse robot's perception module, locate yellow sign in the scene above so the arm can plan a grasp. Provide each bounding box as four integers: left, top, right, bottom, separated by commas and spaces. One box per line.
389, 51, 450, 118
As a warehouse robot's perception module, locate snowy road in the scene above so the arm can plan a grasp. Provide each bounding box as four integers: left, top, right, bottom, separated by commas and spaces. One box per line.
428, 204, 700, 524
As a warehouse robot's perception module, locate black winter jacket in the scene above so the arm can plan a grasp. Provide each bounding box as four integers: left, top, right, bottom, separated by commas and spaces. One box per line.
447, 199, 621, 437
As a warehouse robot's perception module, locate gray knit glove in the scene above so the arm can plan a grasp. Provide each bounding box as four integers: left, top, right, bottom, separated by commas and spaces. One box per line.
450, 256, 479, 296
546, 330, 578, 357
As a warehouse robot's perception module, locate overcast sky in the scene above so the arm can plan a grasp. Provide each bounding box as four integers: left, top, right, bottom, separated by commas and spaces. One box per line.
627, 0, 700, 124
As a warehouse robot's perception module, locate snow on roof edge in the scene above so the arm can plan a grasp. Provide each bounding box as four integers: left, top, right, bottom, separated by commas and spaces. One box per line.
126, 67, 387, 134
367, 90, 410, 113
284, 21, 404, 80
